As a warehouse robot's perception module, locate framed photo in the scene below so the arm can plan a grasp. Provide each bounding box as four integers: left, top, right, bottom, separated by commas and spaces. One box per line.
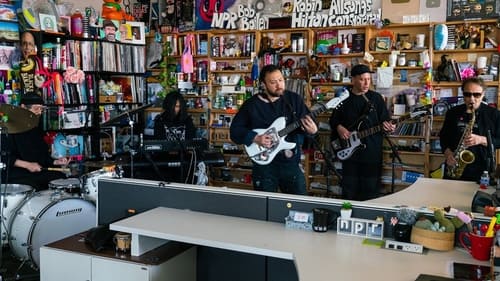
39, 13, 57, 32
0, 45, 15, 70
126, 21, 145, 45
99, 19, 121, 42
375, 37, 391, 51
59, 16, 71, 34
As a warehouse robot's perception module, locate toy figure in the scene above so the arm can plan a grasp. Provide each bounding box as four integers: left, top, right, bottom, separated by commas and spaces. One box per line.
102, 0, 134, 21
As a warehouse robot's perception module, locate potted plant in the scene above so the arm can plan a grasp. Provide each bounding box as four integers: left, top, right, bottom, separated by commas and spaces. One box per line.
155, 40, 177, 104
340, 201, 352, 219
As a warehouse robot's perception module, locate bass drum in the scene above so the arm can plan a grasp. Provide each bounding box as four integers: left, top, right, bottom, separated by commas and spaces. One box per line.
9, 190, 96, 269
0, 184, 33, 245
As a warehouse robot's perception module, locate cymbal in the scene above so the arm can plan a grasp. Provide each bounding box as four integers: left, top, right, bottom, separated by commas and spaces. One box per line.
101, 103, 154, 126
0, 104, 40, 134
83, 160, 117, 168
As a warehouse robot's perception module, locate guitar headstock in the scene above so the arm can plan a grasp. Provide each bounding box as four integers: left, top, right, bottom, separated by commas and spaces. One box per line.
325, 89, 349, 110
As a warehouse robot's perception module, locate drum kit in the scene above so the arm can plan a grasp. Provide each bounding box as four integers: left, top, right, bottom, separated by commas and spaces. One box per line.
0, 104, 120, 271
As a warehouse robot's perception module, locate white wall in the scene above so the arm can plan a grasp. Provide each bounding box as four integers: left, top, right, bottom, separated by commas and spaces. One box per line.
64, 0, 115, 16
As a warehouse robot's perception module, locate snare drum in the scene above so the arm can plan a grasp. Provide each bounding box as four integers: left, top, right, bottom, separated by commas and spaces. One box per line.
48, 178, 81, 195
0, 184, 33, 245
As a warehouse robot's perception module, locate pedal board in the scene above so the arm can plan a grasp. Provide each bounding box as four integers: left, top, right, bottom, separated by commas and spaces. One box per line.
384, 240, 424, 254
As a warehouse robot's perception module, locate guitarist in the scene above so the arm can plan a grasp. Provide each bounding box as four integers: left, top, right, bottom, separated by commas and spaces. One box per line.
329, 64, 395, 201
230, 65, 318, 195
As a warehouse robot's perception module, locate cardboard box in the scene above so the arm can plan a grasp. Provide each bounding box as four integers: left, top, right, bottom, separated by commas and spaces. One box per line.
99, 95, 117, 103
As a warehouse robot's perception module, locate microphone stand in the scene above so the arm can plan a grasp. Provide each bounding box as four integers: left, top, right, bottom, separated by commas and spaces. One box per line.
487, 130, 497, 184
165, 126, 188, 183
384, 135, 402, 194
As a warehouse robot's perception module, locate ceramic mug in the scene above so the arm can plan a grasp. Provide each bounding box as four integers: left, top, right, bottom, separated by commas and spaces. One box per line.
312, 208, 338, 232
459, 232, 493, 261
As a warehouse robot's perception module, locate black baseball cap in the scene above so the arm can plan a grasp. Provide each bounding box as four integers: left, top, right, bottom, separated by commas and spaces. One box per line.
351, 64, 374, 76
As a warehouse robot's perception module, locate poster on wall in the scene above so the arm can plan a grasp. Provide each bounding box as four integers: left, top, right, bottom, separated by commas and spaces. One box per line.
195, 0, 381, 31
446, 0, 499, 21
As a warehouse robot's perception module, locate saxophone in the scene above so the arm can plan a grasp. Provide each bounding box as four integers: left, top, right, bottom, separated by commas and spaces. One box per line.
447, 105, 476, 179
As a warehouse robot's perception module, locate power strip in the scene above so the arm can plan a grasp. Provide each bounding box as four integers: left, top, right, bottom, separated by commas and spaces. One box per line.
384, 240, 424, 254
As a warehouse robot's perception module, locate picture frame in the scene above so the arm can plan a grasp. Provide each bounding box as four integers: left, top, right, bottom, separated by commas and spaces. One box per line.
375, 36, 391, 51
39, 13, 57, 32
126, 21, 146, 45
59, 15, 71, 35
0, 45, 15, 70
99, 18, 121, 42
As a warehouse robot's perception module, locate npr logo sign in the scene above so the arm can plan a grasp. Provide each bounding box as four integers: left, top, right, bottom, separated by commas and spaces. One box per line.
336, 217, 384, 239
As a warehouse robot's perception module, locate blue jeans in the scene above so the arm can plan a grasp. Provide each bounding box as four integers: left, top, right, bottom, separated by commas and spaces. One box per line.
252, 161, 306, 195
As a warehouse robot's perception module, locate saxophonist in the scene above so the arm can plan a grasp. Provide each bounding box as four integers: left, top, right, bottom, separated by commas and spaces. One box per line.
440, 77, 500, 182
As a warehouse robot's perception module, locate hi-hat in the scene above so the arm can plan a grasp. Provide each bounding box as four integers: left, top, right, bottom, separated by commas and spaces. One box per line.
83, 160, 117, 168
0, 104, 39, 134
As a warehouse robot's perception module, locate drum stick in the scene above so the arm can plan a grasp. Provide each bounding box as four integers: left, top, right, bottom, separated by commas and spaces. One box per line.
45, 167, 71, 173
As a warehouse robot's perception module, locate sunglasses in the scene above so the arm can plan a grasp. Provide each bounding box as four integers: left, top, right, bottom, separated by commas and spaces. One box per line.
463, 92, 483, 98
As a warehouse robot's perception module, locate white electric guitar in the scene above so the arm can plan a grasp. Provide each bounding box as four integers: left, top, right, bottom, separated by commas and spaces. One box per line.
331, 110, 428, 160
245, 90, 349, 165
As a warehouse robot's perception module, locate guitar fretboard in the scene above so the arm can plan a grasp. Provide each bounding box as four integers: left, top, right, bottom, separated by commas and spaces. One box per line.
278, 104, 328, 137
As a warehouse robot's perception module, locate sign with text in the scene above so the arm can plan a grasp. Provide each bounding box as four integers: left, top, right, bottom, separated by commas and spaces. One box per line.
337, 217, 384, 239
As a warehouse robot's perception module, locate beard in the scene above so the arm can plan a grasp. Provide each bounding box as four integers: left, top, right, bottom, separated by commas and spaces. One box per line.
265, 87, 284, 98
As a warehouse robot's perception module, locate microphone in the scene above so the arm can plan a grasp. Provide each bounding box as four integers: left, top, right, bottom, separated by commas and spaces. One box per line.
487, 130, 496, 181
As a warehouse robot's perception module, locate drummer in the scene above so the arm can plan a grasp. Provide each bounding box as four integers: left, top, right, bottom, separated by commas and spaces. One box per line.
4, 94, 70, 190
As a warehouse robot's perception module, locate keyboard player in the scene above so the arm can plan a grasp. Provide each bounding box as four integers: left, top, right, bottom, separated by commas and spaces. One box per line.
134, 91, 197, 182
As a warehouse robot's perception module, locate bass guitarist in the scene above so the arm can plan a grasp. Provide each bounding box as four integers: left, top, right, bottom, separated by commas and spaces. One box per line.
230, 65, 317, 195
329, 64, 395, 200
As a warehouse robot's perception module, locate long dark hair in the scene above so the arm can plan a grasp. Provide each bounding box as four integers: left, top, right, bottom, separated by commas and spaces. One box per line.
160, 91, 189, 122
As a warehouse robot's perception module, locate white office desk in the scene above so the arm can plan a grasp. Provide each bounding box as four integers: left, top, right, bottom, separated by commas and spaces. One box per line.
110, 206, 485, 281
370, 178, 494, 212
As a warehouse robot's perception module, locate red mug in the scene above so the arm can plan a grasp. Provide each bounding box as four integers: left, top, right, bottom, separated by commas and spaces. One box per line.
459, 232, 494, 261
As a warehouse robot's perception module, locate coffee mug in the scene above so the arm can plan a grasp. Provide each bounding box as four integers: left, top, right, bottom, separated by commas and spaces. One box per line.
459, 232, 493, 261
312, 208, 338, 232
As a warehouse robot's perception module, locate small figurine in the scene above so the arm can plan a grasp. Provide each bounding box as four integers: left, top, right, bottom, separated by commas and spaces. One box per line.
195, 162, 208, 186
102, 0, 134, 21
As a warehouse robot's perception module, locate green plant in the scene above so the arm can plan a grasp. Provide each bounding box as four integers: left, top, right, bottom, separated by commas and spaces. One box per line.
156, 41, 177, 99
341, 201, 352, 210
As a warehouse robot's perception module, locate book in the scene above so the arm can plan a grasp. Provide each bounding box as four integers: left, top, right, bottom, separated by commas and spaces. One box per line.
351, 33, 365, 53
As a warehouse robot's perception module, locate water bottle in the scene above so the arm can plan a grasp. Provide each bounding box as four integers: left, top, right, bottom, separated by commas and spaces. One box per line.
71, 9, 83, 37
480, 171, 490, 189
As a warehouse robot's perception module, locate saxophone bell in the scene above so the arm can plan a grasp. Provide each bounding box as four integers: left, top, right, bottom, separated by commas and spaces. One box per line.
459, 150, 475, 165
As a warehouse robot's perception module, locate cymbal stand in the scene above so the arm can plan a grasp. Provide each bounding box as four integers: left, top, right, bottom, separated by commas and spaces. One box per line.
126, 112, 137, 178
0, 127, 6, 273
